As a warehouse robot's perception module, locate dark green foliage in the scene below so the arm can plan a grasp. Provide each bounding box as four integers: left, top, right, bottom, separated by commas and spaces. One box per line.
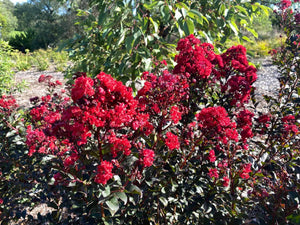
8, 30, 36, 52
11, 0, 82, 51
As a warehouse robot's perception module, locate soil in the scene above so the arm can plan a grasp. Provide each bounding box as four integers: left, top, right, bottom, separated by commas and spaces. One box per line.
12, 65, 66, 109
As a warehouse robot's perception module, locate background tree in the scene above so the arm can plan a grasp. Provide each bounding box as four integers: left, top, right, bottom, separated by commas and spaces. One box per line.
0, 0, 18, 40
61, 0, 271, 84
10, 0, 81, 51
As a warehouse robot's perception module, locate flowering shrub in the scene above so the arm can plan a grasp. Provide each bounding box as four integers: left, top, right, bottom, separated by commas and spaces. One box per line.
1, 25, 299, 223
19, 33, 299, 224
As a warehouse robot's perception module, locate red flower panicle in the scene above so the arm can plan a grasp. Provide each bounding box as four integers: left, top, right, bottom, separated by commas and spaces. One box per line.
94, 161, 114, 185
240, 163, 252, 179
196, 106, 238, 144
170, 106, 182, 124
141, 149, 155, 167
165, 132, 180, 150
208, 168, 219, 178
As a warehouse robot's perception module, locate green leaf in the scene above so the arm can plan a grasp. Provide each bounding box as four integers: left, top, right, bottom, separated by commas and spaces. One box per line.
188, 9, 202, 19
98, 11, 108, 26
228, 20, 239, 36
159, 196, 168, 207
218, 4, 226, 16
128, 184, 142, 195
175, 2, 189, 10
143, 1, 158, 10
259, 5, 270, 17
242, 36, 253, 43
125, 35, 134, 53
184, 18, 194, 35
102, 185, 111, 198
149, 17, 158, 33
106, 196, 119, 216
246, 27, 258, 38
115, 191, 127, 204
235, 5, 249, 17
117, 31, 126, 46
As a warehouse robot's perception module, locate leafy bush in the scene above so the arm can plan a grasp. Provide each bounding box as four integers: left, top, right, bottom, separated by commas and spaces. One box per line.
8, 30, 36, 53
0, 40, 25, 94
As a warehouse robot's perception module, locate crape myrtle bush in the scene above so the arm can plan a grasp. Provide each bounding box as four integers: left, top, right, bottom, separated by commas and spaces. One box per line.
4, 33, 294, 224
0, 2, 299, 221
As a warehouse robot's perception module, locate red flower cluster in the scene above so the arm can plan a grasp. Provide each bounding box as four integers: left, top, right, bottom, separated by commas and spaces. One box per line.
165, 132, 180, 150
173, 34, 215, 79
172, 35, 256, 108
141, 149, 155, 167
94, 161, 114, 185
170, 106, 182, 124
208, 168, 219, 178
240, 163, 252, 179
217, 45, 257, 106
0, 95, 18, 115
281, 115, 299, 135
137, 71, 189, 113
196, 106, 238, 144
26, 73, 153, 185
71, 76, 95, 101
280, 0, 292, 10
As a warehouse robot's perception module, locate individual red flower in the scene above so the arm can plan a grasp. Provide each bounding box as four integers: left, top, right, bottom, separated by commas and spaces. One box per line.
94, 161, 114, 185
165, 132, 180, 150
161, 60, 167, 66
141, 149, 155, 167
56, 80, 62, 85
38, 74, 46, 83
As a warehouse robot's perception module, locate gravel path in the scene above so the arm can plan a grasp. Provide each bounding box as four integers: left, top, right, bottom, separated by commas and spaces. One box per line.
12, 67, 66, 108
252, 57, 280, 97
